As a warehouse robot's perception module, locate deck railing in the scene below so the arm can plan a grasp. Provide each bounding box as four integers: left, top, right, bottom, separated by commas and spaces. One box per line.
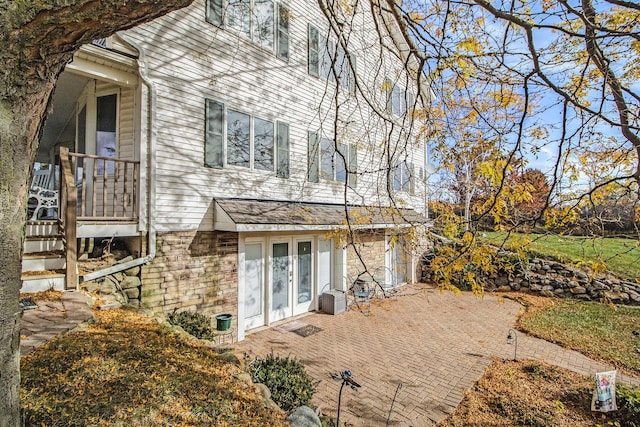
65, 151, 140, 221
59, 147, 78, 288
58, 148, 140, 288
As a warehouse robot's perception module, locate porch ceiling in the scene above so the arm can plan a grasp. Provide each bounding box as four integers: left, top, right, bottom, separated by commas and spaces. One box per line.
213, 198, 427, 232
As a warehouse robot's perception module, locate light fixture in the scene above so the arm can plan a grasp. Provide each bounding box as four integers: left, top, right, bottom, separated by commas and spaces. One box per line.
507, 328, 518, 361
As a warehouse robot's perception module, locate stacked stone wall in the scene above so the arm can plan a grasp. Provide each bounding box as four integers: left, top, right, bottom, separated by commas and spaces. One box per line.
346, 230, 386, 278
420, 254, 640, 305
140, 231, 239, 329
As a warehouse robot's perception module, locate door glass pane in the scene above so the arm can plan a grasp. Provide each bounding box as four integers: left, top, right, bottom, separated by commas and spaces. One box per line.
245, 243, 263, 319
318, 239, 332, 294
254, 118, 274, 171
272, 243, 289, 310
297, 241, 312, 303
227, 109, 250, 167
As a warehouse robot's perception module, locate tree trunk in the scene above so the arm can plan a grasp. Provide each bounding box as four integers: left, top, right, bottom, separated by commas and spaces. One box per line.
0, 1, 193, 423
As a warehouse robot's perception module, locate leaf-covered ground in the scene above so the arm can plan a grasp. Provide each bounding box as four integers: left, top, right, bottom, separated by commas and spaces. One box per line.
20, 309, 288, 427
438, 360, 626, 427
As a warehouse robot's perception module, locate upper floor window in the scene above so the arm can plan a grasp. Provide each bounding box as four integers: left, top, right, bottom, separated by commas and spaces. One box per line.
393, 160, 414, 194
206, 0, 289, 60
308, 24, 356, 94
205, 99, 289, 177
308, 131, 357, 186
385, 77, 414, 116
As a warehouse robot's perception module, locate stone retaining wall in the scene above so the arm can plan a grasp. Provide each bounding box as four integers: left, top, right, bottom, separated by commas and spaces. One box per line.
82, 256, 142, 308
420, 253, 640, 305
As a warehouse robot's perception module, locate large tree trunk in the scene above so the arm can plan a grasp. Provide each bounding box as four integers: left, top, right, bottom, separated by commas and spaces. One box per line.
0, 1, 192, 424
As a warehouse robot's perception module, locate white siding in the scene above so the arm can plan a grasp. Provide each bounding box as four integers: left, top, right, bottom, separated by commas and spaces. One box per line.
122, 0, 427, 232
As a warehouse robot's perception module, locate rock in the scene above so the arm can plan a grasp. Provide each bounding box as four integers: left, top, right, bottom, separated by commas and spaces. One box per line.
553, 288, 565, 295
496, 286, 511, 292
113, 272, 125, 282
255, 382, 271, 400
116, 255, 135, 265
121, 276, 141, 290
99, 301, 122, 310
592, 281, 609, 291
217, 351, 241, 366
496, 276, 509, 287
124, 287, 140, 299
569, 286, 587, 295
97, 281, 117, 295
575, 271, 588, 280
235, 373, 253, 384
287, 406, 322, 427
566, 280, 579, 289
125, 266, 141, 276
540, 290, 555, 298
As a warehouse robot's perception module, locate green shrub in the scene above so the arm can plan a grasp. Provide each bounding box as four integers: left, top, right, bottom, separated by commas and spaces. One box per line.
249, 353, 315, 411
615, 384, 640, 427
167, 311, 216, 341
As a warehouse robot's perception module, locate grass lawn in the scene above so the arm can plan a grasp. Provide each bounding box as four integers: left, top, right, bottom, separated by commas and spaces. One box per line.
20, 309, 287, 427
515, 294, 640, 377
482, 232, 640, 280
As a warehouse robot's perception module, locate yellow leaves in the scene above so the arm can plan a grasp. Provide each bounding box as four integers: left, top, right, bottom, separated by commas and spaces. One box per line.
458, 38, 484, 55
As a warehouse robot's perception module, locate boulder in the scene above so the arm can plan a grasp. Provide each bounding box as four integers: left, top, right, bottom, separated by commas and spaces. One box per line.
121, 276, 141, 290
287, 406, 322, 427
124, 287, 140, 299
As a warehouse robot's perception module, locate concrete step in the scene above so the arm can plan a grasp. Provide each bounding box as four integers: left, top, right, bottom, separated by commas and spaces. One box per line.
21, 272, 66, 293
25, 220, 59, 237
24, 236, 64, 254
21, 252, 66, 272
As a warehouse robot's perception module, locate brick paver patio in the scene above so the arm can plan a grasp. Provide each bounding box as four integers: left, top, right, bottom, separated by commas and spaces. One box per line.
20, 291, 94, 356
234, 284, 640, 426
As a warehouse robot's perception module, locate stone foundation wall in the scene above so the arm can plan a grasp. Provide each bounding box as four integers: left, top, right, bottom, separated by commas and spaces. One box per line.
140, 231, 239, 329
420, 254, 640, 305
346, 230, 386, 277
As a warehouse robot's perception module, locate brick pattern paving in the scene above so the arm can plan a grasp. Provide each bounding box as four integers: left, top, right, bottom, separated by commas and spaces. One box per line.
20, 291, 94, 356
234, 284, 640, 426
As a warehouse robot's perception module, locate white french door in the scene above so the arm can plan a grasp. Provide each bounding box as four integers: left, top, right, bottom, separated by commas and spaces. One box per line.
243, 236, 320, 332
293, 239, 314, 315
270, 240, 292, 322
244, 242, 265, 330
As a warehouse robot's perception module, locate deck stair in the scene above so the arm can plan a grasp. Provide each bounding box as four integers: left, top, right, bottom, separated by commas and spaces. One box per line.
21, 220, 66, 293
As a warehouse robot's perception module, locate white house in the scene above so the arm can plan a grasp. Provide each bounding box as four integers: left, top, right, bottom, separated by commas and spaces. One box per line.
25, 0, 429, 341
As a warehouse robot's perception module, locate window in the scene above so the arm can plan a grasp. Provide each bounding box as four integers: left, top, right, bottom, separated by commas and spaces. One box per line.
96, 93, 118, 174
393, 161, 414, 194
308, 131, 357, 186
205, 99, 289, 176
385, 77, 414, 116
206, 0, 289, 60
308, 24, 356, 93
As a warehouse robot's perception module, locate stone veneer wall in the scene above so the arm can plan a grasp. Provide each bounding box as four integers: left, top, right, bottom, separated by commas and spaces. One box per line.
420, 254, 640, 305
140, 231, 239, 328
346, 230, 387, 278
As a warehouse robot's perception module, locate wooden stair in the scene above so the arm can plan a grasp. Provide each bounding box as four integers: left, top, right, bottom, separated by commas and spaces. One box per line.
22, 220, 67, 293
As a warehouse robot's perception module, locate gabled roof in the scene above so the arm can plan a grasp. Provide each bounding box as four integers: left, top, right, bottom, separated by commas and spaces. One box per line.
214, 198, 427, 232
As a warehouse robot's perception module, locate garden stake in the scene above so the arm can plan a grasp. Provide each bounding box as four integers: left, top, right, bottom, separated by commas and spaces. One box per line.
386, 383, 402, 426
331, 370, 361, 426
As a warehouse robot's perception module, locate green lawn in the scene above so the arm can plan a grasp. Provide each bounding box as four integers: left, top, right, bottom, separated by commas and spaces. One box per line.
518, 298, 640, 376
482, 232, 640, 280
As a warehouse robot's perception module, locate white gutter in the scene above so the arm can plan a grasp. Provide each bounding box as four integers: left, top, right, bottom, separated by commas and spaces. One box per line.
81, 35, 157, 283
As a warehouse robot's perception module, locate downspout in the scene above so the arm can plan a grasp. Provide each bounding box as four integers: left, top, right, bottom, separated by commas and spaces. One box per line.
81, 35, 156, 283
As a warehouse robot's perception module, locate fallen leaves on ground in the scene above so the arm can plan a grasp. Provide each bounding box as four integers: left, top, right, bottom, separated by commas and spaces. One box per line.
438, 359, 621, 427
21, 309, 288, 427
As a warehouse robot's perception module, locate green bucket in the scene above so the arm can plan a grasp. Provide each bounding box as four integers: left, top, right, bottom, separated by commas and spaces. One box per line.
215, 313, 232, 331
